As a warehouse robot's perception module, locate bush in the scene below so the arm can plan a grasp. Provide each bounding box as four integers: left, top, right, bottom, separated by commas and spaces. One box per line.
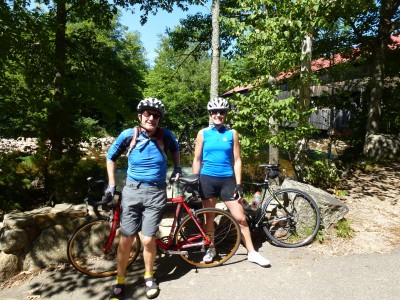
303, 158, 340, 189
0, 152, 107, 213
0, 153, 40, 212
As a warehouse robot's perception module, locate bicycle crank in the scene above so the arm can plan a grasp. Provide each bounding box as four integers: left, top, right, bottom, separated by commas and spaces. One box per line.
165, 250, 189, 256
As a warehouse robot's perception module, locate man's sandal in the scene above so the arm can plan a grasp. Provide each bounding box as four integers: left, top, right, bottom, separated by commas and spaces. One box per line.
145, 277, 160, 299
109, 283, 125, 300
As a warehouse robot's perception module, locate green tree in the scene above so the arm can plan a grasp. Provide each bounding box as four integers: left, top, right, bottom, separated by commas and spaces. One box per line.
67, 19, 147, 136
144, 33, 232, 158
222, 1, 346, 174
340, 0, 400, 155
145, 36, 211, 130
0, 1, 148, 205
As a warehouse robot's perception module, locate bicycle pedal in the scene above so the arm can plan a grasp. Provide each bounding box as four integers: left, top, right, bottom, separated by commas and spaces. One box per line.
165, 250, 188, 256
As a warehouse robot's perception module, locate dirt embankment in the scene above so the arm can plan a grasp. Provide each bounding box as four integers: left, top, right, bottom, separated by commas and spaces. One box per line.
308, 162, 400, 256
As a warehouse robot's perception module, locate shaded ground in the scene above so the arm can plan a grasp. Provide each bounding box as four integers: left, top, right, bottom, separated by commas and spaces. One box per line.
308, 161, 400, 256
1, 161, 400, 295
1, 239, 400, 300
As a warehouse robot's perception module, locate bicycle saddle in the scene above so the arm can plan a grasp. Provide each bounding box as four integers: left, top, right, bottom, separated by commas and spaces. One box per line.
259, 164, 279, 169
178, 174, 199, 184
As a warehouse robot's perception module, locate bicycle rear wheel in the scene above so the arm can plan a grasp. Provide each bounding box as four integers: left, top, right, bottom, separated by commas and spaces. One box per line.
67, 219, 141, 277
261, 188, 320, 248
176, 208, 241, 268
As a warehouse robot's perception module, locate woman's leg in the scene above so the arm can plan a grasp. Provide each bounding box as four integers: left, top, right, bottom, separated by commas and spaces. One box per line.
225, 200, 271, 267
201, 197, 217, 262
224, 200, 255, 252
202, 197, 217, 233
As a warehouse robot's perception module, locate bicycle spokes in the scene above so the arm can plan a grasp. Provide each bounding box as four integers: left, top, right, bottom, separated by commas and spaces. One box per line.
67, 219, 141, 277
175, 208, 241, 268
262, 189, 320, 248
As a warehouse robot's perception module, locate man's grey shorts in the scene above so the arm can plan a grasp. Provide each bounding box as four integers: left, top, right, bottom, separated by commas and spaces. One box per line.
120, 180, 167, 237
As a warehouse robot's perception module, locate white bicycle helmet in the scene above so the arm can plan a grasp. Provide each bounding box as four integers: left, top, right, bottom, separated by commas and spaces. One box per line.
207, 97, 230, 111
137, 97, 166, 117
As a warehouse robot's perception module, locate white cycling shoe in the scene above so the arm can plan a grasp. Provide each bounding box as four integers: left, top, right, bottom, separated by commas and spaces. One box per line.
203, 247, 217, 263
248, 251, 271, 267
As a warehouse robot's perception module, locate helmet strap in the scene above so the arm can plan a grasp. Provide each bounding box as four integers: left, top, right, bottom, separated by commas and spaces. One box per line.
139, 124, 158, 136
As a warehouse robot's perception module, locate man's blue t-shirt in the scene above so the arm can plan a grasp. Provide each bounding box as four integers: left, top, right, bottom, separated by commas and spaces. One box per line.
107, 128, 179, 184
200, 125, 234, 178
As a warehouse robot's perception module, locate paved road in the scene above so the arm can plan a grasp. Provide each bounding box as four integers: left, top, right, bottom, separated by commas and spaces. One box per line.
1, 240, 399, 300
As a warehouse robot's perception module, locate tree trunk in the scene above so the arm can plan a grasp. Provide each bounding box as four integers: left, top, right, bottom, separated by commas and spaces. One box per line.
50, 0, 67, 160
269, 116, 279, 186
363, 0, 394, 156
299, 34, 312, 124
295, 33, 313, 180
210, 0, 220, 100
364, 39, 384, 137
42, 0, 67, 195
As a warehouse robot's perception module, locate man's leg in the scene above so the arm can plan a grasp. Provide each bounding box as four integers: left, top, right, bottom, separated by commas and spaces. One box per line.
142, 235, 160, 299
110, 235, 135, 300
140, 185, 165, 299
142, 235, 157, 275
117, 235, 136, 276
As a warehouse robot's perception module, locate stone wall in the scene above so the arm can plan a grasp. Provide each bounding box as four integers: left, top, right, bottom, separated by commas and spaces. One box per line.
0, 137, 115, 155
0, 204, 87, 281
0, 203, 175, 282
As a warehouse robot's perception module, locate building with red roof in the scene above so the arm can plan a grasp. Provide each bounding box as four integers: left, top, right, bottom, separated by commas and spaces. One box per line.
223, 36, 400, 132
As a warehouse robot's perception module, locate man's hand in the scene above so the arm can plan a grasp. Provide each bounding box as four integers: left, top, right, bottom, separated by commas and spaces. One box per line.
170, 166, 182, 182
233, 184, 243, 199
104, 184, 116, 196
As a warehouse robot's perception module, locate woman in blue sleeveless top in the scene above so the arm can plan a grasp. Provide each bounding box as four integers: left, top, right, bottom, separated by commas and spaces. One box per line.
192, 97, 271, 267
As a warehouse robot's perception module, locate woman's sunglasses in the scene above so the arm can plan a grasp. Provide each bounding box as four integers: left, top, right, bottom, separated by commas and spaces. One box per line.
209, 110, 227, 116
142, 111, 161, 119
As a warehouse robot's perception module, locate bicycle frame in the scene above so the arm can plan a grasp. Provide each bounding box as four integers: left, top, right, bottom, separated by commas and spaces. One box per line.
247, 172, 292, 229
100, 181, 213, 256
69, 176, 241, 276
155, 187, 213, 254
103, 198, 121, 253
242, 165, 321, 248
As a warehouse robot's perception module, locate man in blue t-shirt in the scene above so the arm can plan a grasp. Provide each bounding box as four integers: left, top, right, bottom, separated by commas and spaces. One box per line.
106, 98, 181, 300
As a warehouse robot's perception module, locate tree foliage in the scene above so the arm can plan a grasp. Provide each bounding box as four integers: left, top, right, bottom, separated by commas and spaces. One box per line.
222, 0, 399, 166
1, 0, 400, 211
0, 1, 148, 206
144, 34, 232, 158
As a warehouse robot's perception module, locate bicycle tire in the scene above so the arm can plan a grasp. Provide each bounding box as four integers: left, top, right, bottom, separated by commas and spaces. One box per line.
67, 219, 141, 277
261, 188, 320, 248
176, 208, 241, 268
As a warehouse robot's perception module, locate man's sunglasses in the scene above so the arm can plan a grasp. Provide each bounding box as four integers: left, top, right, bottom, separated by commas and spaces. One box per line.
209, 110, 227, 115
142, 111, 161, 119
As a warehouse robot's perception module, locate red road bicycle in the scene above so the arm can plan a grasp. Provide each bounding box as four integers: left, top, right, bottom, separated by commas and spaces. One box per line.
67, 175, 241, 277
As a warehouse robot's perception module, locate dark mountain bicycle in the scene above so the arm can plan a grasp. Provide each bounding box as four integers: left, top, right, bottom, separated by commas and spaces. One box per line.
241, 164, 321, 248
67, 176, 241, 277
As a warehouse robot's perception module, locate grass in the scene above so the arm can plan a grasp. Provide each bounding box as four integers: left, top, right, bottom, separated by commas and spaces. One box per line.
334, 189, 347, 198
336, 218, 354, 238
316, 229, 326, 243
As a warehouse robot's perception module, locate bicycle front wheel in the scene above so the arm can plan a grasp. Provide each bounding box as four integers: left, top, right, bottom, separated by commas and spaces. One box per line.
176, 208, 241, 268
67, 219, 141, 277
262, 188, 320, 248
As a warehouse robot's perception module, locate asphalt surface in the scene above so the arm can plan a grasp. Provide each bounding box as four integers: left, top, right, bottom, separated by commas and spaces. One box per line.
1, 239, 399, 300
